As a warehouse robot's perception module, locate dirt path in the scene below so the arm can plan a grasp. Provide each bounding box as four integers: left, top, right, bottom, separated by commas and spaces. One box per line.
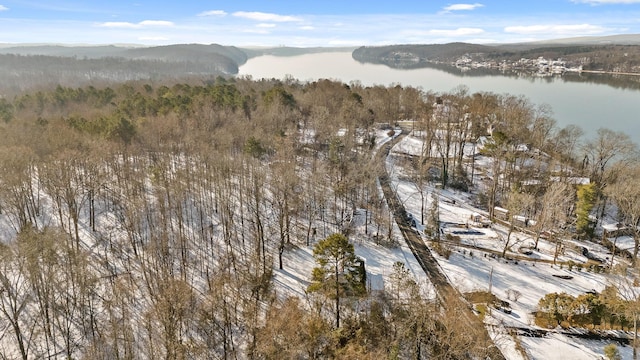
378, 133, 506, 359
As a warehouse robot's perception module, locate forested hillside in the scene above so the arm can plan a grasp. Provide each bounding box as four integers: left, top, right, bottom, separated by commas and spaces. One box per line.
353, 42, 640, 73
352, 43, 493, 65
0, 44, 247, 94
0, 79, 493, 358
1, 76, 638, 358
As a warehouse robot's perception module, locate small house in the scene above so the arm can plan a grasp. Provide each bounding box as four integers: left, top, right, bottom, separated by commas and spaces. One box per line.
493, 206, 509, 221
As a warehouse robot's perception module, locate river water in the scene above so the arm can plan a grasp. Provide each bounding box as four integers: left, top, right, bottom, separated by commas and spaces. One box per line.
238, 51, 640, 145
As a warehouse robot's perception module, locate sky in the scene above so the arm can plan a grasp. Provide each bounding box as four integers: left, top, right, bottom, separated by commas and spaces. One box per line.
1, 0, 640, 46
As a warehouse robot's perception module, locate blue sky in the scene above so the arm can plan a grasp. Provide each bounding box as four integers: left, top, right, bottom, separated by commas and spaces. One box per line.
1, 1, 640, 46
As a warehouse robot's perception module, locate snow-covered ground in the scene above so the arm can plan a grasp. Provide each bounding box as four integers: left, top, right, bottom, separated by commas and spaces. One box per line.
520, 332, 632, 360
264, 130, 442, 331
0, 128, 633, 359
271, 209, 434, 302
272, 129, 434, 303
387, 133, 634, 360
271, 130, 635, 359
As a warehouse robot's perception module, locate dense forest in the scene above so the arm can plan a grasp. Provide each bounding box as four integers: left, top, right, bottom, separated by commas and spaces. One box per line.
0, 74, 639, 359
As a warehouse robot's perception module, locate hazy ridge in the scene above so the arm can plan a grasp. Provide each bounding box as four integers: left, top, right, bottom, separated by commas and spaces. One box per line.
0, 44, 247, 93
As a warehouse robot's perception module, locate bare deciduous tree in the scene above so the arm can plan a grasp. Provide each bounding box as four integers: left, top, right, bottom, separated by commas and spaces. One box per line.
605, 164, 640, 262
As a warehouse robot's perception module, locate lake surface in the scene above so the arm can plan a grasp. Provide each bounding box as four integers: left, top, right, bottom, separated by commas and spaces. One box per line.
238, 52, 640, 145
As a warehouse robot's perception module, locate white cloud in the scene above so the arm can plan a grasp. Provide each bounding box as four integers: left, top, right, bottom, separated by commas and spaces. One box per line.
98, 20, 174, 29
139, 20, 174, 27
232, 11, 303, 22
504, 23, 607, 35
198, 10, 227, 17
0, 5, 8, 11
99, 21, 139, 29
572, 0, 640, 4
2, 8, 636, 47
442, 3, 484, 11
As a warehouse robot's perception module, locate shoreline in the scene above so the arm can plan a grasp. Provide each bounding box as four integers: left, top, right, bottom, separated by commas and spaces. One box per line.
578, 69, 640, 77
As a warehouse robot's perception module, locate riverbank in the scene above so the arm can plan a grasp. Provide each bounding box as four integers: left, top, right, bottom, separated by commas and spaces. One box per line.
580, 69, 640, 76
239, 51, 640, 145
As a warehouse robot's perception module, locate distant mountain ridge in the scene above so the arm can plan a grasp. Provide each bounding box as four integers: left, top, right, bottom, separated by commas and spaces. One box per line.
241, 46, 357, 58
0, 43, 249, 93
0, 43, 247, 67
523, 33, 640, 46
0, 44, 133, 57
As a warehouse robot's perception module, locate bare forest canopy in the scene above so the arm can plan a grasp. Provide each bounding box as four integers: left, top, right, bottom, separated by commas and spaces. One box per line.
0, 73, 639, 358
0, 77, 528, 359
